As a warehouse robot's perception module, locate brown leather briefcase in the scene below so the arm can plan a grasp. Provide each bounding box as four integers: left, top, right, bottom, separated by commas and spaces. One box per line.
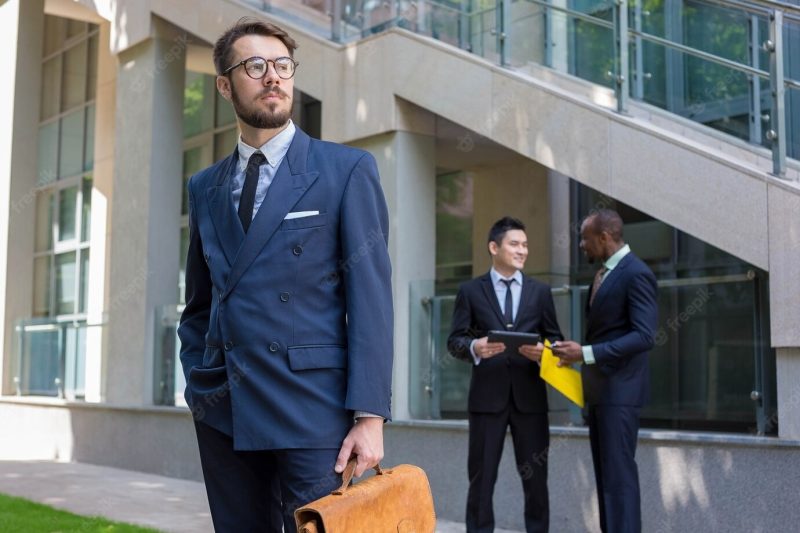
294, 459, 436, 533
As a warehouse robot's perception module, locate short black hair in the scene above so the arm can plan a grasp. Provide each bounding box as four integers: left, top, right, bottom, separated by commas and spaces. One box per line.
585, 209, 624, 241
488, 216, 526, 246
213, 18, 298, 76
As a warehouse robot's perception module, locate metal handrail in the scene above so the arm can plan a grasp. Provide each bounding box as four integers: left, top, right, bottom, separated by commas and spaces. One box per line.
246, 0, 798, 178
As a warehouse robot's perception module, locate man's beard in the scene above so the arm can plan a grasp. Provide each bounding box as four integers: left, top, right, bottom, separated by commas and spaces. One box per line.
230, 81, 292, 129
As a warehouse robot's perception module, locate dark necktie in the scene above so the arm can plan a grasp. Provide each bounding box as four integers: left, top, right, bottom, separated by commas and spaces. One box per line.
589, 266, 608, 306
238, 152, 267, 233
500, 278, 514, 329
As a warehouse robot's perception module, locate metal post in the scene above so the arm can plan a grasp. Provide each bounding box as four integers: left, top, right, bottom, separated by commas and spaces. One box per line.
615, 0, 630, 113
544, 0, 552, 68
459, 0, 472, 51
430, 297, 442, 419
767, 9, 787, 177
568, 285, 584, 426
499, 0, 511, 66
749, 14, 763, 145
331, 0, 342, 43
632, 0, 644, 101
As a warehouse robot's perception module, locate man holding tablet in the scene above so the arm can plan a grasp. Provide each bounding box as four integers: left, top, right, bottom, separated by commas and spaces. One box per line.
448, 216, 563, 533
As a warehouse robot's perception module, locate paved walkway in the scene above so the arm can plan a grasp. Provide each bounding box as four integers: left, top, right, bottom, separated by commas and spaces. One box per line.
0, 460, 522, 532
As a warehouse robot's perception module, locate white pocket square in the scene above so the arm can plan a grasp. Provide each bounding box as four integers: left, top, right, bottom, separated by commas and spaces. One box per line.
284, 210, 320, 220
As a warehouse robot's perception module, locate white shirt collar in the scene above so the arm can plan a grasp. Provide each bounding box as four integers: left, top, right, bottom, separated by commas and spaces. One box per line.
490, 267, 522, 286
236, 120, 296, 170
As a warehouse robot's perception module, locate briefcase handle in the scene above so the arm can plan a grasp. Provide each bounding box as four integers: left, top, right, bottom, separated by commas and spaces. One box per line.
332, 457, 385, 495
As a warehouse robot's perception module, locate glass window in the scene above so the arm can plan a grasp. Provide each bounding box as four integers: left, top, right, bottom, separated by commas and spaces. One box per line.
183, 72, 215, 138
79, 249, 90, 314
33, 257, 51, 317
41, 56, 62, 121
61, 40, 88, 111
37, 122, 59, 185
35, 190, 54, 252
214, 128, 239, 162
81, 176, 92, 243
86, 33, 98, 101
436, 171, 473, 292
66, 19, 87, 39
182, 146, 210, 215
43, 16, 66, 57
55, 251, 77, 315
215, 89, 237, 127
59, 109, 85, 178
58, 186, 78, 242
84, 104, 95, 171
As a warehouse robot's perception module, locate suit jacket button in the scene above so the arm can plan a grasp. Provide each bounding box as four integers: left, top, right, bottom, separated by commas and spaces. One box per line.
269, 342, 280, 352
224, 341, 233, 351
292, 245, 303, 256
280, 292, 290, 302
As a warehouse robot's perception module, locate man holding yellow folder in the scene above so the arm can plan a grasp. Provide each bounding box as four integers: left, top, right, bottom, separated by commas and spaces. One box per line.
552, 209, 658, 533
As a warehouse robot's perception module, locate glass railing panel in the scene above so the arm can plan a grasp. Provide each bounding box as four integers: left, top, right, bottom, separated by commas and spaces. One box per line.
469, 1, 501, 64
408, 271, 772, 433
153, 304, 186, 406
12, 319, 98, 399
643, 273, 767, 433
401, 0, 465, 50
508, 0, 548, 68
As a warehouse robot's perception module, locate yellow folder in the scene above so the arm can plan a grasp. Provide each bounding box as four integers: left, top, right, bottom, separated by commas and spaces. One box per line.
540, 340, 584, 408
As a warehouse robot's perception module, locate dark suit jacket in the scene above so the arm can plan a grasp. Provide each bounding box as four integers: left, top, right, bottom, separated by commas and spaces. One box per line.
447, 273, 563, 414
178, 127, 393, 451
582, 252, 658, 407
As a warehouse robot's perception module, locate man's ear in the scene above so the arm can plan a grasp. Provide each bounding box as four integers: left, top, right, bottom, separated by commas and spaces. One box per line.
216, 75, 232, 101
488, 241, 498, 256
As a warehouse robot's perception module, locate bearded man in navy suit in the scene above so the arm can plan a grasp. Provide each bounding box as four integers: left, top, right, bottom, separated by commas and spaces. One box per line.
178, 19, 393, 533
448, 216, 563, 533
552, 209, 658, 533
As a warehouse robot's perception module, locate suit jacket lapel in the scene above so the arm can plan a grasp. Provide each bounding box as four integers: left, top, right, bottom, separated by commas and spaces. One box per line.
588, 253, 632, 316
480, 274, 506, 328
206, 152, 242, 267
223, 128, 319, 299
513, 276, 533, 330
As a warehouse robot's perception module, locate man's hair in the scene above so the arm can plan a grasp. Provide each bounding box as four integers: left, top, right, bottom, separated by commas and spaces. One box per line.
585, 209, 624, 241
488, 216, 526, 246
213, 18, 298, 75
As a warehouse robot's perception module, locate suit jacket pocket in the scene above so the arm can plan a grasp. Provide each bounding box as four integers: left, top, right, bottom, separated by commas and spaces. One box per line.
288, 345, 347, 371
281, 212, 327, 230
188, 363, 228, 390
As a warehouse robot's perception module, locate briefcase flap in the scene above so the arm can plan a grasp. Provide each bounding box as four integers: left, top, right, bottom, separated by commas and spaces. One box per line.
295, 462, 435, 533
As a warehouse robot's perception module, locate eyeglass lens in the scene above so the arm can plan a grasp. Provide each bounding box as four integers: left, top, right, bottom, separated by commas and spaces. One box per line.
245, 57, 295, 79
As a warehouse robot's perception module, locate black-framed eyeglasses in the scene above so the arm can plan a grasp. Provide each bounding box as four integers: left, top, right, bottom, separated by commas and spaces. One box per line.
222, 56, 299, 80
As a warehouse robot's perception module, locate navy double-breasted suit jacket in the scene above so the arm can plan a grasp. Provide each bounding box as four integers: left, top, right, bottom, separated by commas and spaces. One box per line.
582, 252, 658, 407
447, 274, 563, 413
178, 127, 393, 451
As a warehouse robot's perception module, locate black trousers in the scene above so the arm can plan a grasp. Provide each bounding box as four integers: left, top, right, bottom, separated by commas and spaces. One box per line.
587, 405, 642, 533
466, 402, 550, 533
193, 421, 341, 533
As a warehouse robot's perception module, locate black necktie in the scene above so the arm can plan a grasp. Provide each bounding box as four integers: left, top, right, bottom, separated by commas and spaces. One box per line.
501, 278, 514, 329
238, 152, 267, 233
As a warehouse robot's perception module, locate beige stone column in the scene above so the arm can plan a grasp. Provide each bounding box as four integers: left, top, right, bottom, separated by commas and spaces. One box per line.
349, 103, 437, 421
103, 17, 186, 405
0, 0, 44, 394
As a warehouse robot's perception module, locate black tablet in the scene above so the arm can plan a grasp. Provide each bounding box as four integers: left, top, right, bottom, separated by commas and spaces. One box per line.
487, 330, 541, 353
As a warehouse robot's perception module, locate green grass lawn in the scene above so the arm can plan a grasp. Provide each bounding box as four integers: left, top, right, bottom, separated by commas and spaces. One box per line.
0, 492, 162, 533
